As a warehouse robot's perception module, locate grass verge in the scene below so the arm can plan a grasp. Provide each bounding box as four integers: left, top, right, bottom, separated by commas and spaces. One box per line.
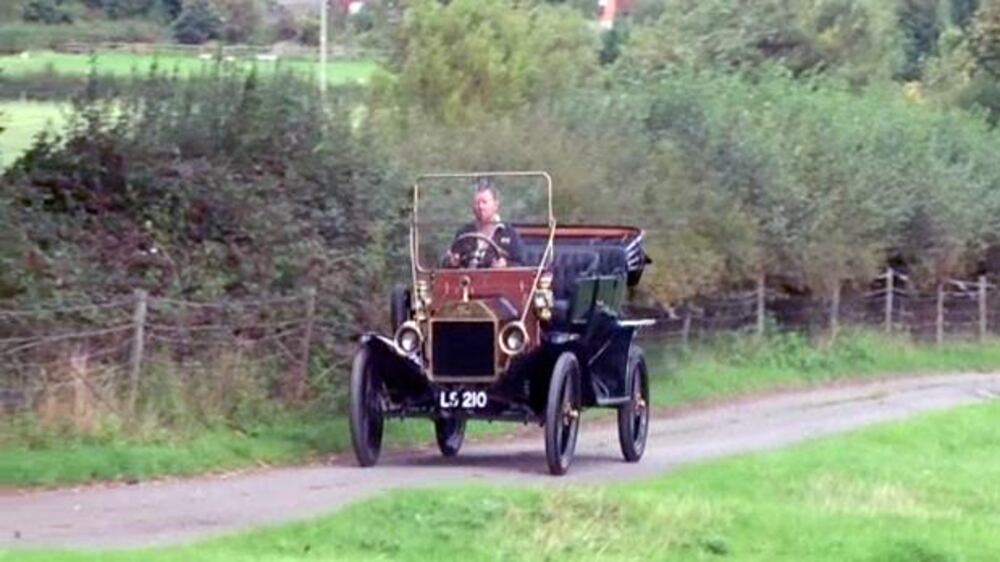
8, 389, 1000, 561
0, 100, 65, 167
0, 51, 377, 84
4, 330, 1000, 488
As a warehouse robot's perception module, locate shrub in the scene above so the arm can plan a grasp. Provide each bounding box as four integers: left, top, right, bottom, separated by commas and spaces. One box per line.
100, 0, 156, 19
170, 0, 222, 44
21, 0, 80, 24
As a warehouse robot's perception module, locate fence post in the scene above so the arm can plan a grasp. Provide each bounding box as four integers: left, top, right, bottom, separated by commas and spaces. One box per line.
980, 275, 988, 341
128, 289, 148, 415
294, 287, 318, 402
884, 267, 894, 334
681, 313, 692, 351
936, 282, 945, 345
756, 273, 766, 337
829, 282, 841, 339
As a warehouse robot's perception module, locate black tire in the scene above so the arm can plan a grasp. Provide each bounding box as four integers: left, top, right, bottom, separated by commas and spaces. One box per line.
434, 417, 466, 457
617, 346, 650, 463
349, 345, 384, 467
545, 352, 582, 476
390, 285, 410, 334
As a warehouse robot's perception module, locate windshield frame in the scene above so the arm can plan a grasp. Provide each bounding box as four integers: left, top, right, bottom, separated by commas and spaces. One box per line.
409, 171, 557, 322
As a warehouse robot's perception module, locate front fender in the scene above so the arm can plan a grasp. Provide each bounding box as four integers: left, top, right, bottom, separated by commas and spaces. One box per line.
358, 333, 430, 399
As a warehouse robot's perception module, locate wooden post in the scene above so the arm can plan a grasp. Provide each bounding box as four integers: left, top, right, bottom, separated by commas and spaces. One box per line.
295, 287, 318, 402
936, 282, 945, 345
128, 289, 148, 415
979, 275, 988, 341
884, 267, 894, 334
681, 313, 692, 351
829, 283, 841, 339
756, 273, 766, 337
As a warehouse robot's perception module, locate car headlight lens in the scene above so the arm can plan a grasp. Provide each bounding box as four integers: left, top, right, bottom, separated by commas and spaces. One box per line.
499, 321, 529, 356
395, 322, 422, 354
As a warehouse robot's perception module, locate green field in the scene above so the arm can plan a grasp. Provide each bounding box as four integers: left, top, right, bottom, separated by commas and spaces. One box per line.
5, 331, 1000, 488
0, 51, 377, 84
0, 101, 65, 167
7, 391, 1000, 561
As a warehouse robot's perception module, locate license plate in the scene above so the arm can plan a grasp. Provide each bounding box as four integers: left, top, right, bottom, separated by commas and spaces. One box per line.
438, 390, 488, 409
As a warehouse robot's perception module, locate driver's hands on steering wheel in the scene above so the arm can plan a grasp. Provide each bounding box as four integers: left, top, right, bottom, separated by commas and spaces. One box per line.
447, 232, 509, 269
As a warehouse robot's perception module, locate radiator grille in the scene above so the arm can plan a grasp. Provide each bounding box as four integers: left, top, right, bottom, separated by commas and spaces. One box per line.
431, 321, 495, 378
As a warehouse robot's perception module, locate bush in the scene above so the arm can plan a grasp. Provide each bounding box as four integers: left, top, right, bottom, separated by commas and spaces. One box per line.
21, 0, 81, 24
100, 0, 156, 19
170, 0, 222, 44
0, 20, 165, 52
215, 0, 262, 43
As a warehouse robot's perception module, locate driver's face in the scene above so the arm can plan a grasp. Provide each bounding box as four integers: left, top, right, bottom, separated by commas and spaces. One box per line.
473, 189, 499, 224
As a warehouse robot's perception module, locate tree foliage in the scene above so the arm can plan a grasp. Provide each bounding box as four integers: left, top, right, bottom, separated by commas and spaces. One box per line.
170, 0, 222, 44
380, 0, 598, 125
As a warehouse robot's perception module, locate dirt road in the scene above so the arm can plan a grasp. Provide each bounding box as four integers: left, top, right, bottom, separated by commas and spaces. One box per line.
4, 373, 1000, 549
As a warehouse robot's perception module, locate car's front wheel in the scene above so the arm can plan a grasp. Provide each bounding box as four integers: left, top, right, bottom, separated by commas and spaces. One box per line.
434, 417, 466, 457
349, 345, 384, 467
617, 346, 650, 462
545, 352, 582, 476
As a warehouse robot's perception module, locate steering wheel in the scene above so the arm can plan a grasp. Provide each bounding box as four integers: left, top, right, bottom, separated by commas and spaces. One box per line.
447, 232, 509, 268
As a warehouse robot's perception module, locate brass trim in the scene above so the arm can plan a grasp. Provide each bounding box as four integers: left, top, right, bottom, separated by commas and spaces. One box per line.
393, 321, 424, 354
498, 320, 530, 356
427, 300, 505, 383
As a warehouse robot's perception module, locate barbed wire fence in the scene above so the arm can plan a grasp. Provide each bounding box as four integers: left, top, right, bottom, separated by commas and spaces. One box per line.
634, 268, 1000, 348
0, 288, 346, 420
3, 268, 1000, 416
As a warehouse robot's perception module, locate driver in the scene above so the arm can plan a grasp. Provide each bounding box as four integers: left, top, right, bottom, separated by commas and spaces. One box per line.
446, 178, 525, 268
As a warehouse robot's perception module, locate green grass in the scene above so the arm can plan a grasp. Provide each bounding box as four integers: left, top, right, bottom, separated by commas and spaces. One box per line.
0, 413, 516, 488
4, 330, 1000, 489
645, 329, 1000, 408
0, 100, 65, 167
8, 390, 1000, 561
0, 51, 377, 84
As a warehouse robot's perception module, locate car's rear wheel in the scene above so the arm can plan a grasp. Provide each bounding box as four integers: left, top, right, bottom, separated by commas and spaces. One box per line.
545, 352, 581, 476
434, 417, 466, 457
617, 346, 650, 462
349, 345, 384, 467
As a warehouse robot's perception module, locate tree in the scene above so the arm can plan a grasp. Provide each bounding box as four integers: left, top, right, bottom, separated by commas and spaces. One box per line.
158, 0, 183, 19
101, 0, 156, 18
171, 0, 223, 44
383, 0, 598, 125
21, 0, 78, 24
897, 0, 944, 80
970, 0, 1000, 79
616, 0, 900, 83
215, 0, 262, 43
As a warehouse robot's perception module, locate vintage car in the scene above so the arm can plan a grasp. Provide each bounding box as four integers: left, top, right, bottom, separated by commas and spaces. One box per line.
349, 172, 654, 475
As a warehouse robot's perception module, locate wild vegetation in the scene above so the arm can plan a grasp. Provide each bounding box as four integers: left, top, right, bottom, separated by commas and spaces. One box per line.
6, 329, 1000, 487
6, 0, 1000, 480
0, 0, 388, 50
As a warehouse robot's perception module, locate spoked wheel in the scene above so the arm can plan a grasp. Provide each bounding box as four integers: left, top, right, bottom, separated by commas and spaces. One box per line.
349, 345, 384, 467
434, 417, 466, 457
617, 346, 650, 462
545, 352, 582, 476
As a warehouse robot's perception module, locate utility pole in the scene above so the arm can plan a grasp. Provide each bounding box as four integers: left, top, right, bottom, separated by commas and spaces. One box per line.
319, 0, 328, 101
